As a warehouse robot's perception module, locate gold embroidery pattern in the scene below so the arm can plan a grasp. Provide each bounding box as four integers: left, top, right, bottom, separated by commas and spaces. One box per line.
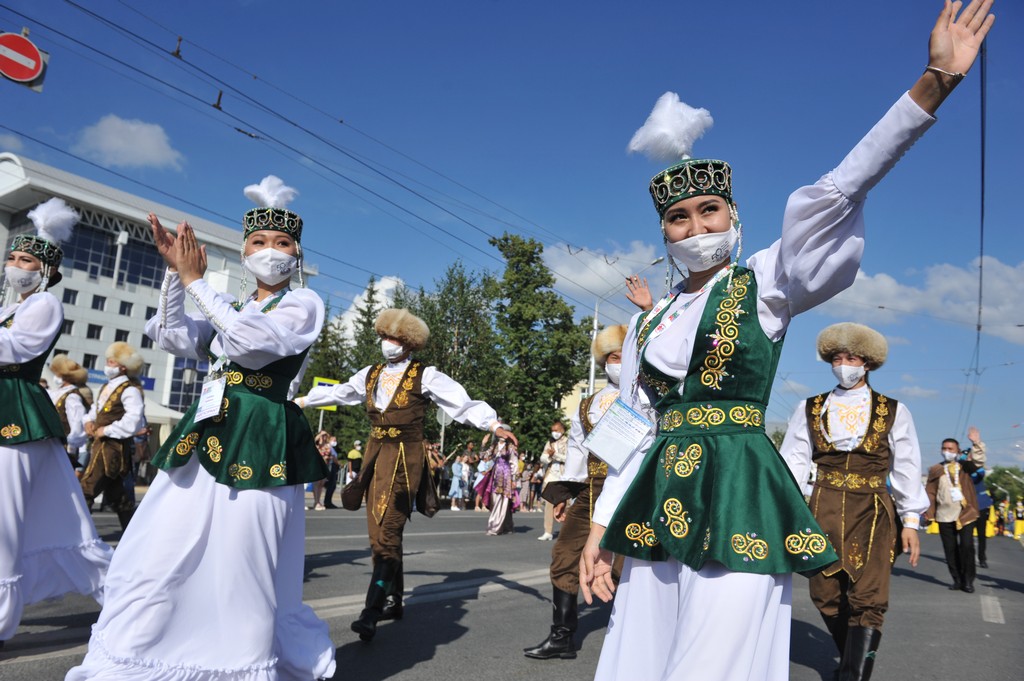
587, 458, 608, 477
206, 436, 223, 463
848, 540, 865, 570
731, 532, 769, 561
702, 528, 711, 552
225, 371, 244, 386
392, 364, 418, 409
686, 405, 726, 429
228, 463, 253, 481
626, 522, 659, 548
821, 471, 884, 490
244, 373, 273, 390
661, 410, 686, 430
673, 444, 703, 478
861, 396, 889, 452
662, 498, 690, 538
785, 530, 829, 558
1, 424, 23, 439
372, 426, 402, 439
270, 463, 286, 479
662, 444, 679, 478
728, 405, 763, 428
212, 397, 229, 423
175, 432, 199, 456
0, 363, 20, 373
365, 364, 384, 410
811, 392, 891, 454
701, 273, 749, 390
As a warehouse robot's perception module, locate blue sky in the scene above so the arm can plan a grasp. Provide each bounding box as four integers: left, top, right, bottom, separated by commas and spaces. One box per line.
2, 0, 1022, 465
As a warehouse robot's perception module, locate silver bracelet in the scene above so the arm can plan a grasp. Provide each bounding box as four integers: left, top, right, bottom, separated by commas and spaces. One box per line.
926, 65, 965, 81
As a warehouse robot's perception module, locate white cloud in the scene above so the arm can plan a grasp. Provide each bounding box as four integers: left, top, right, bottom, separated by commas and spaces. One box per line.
544, 241, 665, 324
900, 373, 916, 382
818, 257, 1024, 345
775, 379, 812, 396
332, 276, 404, 341
895, 385, 940, 399
0, 133, 23, 151
72, 114, 184, 170
887, 336, 910, 346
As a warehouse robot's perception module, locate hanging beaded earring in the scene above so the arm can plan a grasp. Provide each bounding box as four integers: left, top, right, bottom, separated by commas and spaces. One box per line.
238, 242, 249, 301
296, 243, 305, 289
726, 202, 744, 291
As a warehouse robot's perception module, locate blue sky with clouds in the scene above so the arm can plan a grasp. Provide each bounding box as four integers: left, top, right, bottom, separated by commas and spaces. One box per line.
2, 0, 1022, 465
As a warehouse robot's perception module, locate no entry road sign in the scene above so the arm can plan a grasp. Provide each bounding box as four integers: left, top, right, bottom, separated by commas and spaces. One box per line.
0, 33, 44, 83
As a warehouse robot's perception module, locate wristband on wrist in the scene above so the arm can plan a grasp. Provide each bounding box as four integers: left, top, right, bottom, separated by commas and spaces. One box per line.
925, 65, 965, 81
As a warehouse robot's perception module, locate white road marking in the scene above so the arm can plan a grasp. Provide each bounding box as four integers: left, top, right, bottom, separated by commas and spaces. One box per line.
980, 592, 1005, 624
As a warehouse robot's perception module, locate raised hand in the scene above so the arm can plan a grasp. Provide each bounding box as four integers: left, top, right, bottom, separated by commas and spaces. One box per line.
625, 275, 654, 311
929, 0, 995, 76
967, 425, 981, 444
148, 213, 179, 270
174, 222, 208, 287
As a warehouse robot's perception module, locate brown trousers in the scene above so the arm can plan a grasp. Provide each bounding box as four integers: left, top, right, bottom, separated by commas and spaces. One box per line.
550, 477, 622, 593
365, 442, 425, 564
80, 437, 134, 513
809, 547, 893, 630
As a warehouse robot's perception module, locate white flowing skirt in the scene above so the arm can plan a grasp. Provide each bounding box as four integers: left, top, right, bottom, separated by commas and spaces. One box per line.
66, 457, 336, 681
595, 557, 792, 681
0, 439, 112, 641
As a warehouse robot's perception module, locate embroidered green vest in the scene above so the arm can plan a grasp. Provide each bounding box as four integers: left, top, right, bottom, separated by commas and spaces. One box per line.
152, 293, 327, 489
603, 267, 838, 575
0, 308, 65, 446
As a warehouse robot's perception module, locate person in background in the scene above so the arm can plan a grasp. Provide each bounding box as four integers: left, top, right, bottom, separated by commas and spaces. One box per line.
347, 439, 363, 476
924, 430, 983, 592
538, 421, 568, 540
449, 454, 466, 511
49, 354, 90, 469
965, 430, 992, 569
310, 430, 335, 511
323, 434, 341, 509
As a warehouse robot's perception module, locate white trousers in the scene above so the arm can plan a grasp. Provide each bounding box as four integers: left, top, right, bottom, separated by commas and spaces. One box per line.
0, 439, 112, 641
595, 557, 792, 681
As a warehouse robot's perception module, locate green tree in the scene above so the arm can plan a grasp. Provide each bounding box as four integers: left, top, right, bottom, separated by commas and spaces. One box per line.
987, 466, 1024, 504
488, 232, 589, 455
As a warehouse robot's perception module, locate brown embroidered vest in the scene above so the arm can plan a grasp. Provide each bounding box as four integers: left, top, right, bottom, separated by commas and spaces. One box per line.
95, 379, 143, 436
364, 361, 429, 444
55, 390, 72, 436
807, 390, 898, 494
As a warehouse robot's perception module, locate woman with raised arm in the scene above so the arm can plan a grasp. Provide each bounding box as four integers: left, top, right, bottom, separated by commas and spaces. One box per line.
580, 3, 995, 680
68, 176, 335, 681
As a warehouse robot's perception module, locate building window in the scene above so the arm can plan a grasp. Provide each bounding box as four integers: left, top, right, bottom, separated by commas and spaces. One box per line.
141, 335, 154, 349
141, 362, 151, 377
92, 295, 106, 311
169, 356, 210, 411
83, 353, 97, 370
62, 288, 78, 305
145, 306, 157, 319
119, 301, 133, 316
53, 348, 68, 358
115, 329, 130, 342
87, 324, 102, 340
61, 319, 75, 335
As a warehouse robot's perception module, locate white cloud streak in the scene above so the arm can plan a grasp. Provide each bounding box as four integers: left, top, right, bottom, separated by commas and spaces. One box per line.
818, 257, 1024, 345
332, 276, 404, 341
72, 114, 184, 171
0, 133, 24, 151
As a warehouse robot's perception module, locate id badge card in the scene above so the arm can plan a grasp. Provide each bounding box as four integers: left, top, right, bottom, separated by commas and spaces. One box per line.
950, 487, 965, 503
194, 376, 226, 422
582, 398, 653, 472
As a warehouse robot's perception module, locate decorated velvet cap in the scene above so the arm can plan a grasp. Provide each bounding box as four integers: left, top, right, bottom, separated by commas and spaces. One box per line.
628, 92, 732, 216
242, 175, 302, 242
10, 197, 79, 268
817, 322, 888, 371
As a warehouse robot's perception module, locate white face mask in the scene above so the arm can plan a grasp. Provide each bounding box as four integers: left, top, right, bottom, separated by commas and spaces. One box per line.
832, 364, 866, 389
381, 339, 405, 361
52, 376, 64, 388
103, 365, 124, 379
551, 431, 563, 441
941, 450, 958, 463
605, 362, 622, 385
665, 226, 738, 273
5, 265, 43, 294
243, 248, 296, 286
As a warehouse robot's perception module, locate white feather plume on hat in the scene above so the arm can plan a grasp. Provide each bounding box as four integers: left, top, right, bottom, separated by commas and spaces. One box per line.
628, 92, 714, 162
27, 197, 78, 244
243, 175, 298, 209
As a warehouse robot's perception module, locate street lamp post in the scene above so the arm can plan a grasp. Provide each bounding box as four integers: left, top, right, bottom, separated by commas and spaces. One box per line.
587, 256, 664, 395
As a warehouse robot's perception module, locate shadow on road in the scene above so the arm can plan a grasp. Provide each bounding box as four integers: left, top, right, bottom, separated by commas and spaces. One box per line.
303, 548, 372, 581
790, 618, 838, 681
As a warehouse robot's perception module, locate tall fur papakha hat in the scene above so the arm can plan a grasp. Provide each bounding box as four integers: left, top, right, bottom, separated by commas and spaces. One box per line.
50, 354, 88, 386
592, 324, 628, 367
817, 323, 888, 371
105, 341, 144, 376
375, 308, 430, 352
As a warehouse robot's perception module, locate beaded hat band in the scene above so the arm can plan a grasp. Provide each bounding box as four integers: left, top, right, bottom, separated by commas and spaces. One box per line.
649, 158, 732, 217
243, 207, 303, 243
10, 234, 63, 268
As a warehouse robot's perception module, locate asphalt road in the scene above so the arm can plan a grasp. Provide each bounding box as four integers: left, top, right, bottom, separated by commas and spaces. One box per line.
4, 501, 1022, 680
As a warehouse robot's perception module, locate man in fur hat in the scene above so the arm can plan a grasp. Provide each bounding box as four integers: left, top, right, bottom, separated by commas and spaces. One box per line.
297, 308, 516, 642
780, 322, 929, 681
49, 354, 91, 469
525, 324, 628, 660
81, 342, 146, 531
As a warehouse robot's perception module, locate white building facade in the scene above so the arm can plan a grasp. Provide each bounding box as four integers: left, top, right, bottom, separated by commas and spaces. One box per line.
0, 153, 312, 437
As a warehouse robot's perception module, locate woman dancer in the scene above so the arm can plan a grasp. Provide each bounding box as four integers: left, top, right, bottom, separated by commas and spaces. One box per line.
1, 198, 112, 649
67, 176, 335, 680
580, 3, 995, 680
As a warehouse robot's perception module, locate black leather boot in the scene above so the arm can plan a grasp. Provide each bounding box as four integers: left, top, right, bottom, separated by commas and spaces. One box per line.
380, 561, 404, 621
351, 560, 398, 642
523, 587, 578, 660
116, 507, 135, 532
838, 626, 882, 681
821, 613, 848, 657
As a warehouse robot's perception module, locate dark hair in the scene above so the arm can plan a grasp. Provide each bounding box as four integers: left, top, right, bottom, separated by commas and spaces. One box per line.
942, 438, 960, 449
551, 421, 565, 430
